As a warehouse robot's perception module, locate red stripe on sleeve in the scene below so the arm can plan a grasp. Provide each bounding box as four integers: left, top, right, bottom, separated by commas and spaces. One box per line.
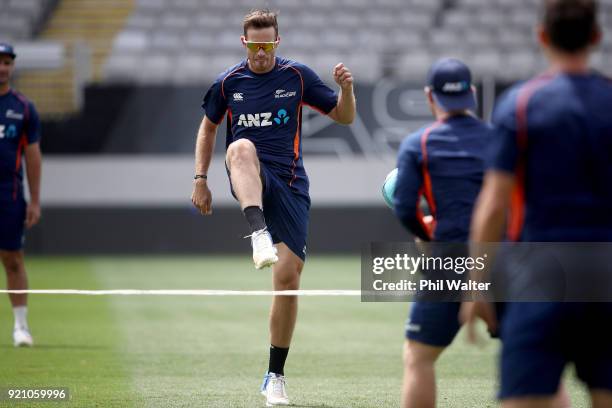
507, 74, 555, 241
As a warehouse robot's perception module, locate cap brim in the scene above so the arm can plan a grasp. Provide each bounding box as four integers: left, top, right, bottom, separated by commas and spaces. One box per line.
0, 52, 16, 59
432, 90, 476, 112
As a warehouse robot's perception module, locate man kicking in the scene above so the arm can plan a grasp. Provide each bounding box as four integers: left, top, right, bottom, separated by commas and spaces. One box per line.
191, 9, 355, 406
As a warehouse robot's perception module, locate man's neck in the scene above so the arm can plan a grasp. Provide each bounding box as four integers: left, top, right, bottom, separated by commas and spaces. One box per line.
434, 109, 470, 122
0, 83, 10, 96
548, 50, 590, 74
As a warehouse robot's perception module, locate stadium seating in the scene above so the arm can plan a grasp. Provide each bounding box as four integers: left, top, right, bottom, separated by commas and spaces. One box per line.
104, 0, 612, 84
1, 0, 611, 85
0, 0, 55, 40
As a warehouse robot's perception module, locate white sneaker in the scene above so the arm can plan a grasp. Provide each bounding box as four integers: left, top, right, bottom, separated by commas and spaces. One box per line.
260, 372, 289, 406
251, 229, 278, 269
13, 328, 33, 347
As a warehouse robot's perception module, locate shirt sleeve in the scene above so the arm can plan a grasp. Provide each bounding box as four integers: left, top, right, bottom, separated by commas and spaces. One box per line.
300, 64, 338, 114
26, 101, 41, 145
488, 89, 520, 174
201, 76, 228, 125
393, 134, 431, 241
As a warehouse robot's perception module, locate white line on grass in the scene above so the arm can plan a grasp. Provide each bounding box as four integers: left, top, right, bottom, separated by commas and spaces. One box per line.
0, 289, 362, 296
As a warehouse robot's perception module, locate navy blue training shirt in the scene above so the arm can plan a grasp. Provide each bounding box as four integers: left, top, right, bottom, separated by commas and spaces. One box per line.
202, 57, 338, 198
0, 89, 40, 201
394, 115, 492, 242
489, 72, 612, 241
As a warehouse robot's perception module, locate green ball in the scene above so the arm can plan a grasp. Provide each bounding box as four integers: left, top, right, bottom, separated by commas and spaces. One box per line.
382, 168, 398, 209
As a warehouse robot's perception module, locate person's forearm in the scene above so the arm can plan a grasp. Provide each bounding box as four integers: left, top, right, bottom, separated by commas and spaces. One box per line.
470, 193, 507, 243
471, 206, 506, 243
25, 145, 42, 204
195, 120, 216, 175
335, 86, 356, 125
468, 181, 508, 297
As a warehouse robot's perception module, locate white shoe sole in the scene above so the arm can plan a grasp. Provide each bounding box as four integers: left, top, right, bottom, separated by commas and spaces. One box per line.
14, 339, 33, 347
254, 253, 278, 269
265, 399, 289, 407
261, 384, 289, 406
255, 256, 278, 269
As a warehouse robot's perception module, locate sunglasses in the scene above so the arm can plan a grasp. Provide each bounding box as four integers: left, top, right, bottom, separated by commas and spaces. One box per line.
244, 41, 278, 53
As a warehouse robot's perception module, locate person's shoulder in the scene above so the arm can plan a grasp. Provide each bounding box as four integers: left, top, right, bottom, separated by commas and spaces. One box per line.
8, 89, 36, 110
213, 59, 247, 85
494, 81, 526, 115
277, 57, 317, 77
590, 71, 612, 92
491, 79, 531, 125
400, 123, 434, 153
473, 118, 495, 141
452, 115, 494, 137
277, 57, 304, 70
8, 89, 26, 103
467, 115, 494, 132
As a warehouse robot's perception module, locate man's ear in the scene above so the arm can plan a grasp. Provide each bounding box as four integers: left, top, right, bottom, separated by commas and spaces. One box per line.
424, 86, 434, 104
537, 25, 550, 49
590, 26, 602, 48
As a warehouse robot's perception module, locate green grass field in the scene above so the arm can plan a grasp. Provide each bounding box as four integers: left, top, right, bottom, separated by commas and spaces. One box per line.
1, 256, 589, 407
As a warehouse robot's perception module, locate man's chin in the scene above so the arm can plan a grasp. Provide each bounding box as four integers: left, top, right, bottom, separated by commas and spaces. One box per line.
253, 62, 272, 71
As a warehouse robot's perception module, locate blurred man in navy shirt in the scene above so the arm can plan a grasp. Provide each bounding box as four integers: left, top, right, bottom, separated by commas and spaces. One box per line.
394, 58, 492, 408
464, 0, 612, 406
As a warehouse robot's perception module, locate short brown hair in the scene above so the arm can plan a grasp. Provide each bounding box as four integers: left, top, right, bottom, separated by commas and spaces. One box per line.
542, 0, 599, 52
243, 9, 278, 38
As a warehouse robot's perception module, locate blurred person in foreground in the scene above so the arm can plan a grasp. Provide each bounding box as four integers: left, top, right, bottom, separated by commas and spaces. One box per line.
393, 58, 492, 408
462, 0, 612, 407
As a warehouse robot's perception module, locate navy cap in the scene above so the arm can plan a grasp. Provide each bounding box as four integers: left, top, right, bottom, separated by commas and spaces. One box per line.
0, 43, 16, 59
427, 58, 476, 112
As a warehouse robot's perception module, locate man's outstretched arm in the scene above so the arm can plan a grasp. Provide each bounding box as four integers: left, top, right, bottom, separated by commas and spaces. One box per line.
191, 115, 218, 215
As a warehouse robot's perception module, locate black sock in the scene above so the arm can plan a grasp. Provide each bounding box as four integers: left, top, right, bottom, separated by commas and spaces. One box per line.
243, 206, 267, 233
268, 345, 289, 376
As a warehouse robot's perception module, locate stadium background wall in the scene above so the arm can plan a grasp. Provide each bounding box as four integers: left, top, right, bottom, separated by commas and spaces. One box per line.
28, 81, 511, 254
39, 82, 513, 154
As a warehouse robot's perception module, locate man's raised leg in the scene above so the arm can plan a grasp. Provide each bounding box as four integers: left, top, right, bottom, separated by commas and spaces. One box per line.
226, 139, 278, 269
226, 139, 262, 208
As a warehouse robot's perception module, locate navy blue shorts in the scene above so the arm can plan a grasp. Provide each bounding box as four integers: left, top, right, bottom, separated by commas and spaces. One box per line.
227, 162, 310, 261
405, 301, 461, 347
0, 198, 26, 251
499, 302, 612, 399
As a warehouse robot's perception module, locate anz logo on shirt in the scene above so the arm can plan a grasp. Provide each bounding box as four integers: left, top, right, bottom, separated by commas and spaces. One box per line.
237, 109, 290, 128
0, 124, 18, 140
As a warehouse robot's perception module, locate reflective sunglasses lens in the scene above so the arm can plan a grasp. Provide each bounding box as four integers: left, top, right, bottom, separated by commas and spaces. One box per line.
246, 42, 275, 52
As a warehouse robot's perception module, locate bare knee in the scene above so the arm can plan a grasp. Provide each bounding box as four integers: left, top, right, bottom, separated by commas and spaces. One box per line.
226, 139, 257, 169
273, 244, 304, 290
274, 261, 302, 291
275, 270, 300, 291
403, 341, 442, 370
1, 251, 24, 275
